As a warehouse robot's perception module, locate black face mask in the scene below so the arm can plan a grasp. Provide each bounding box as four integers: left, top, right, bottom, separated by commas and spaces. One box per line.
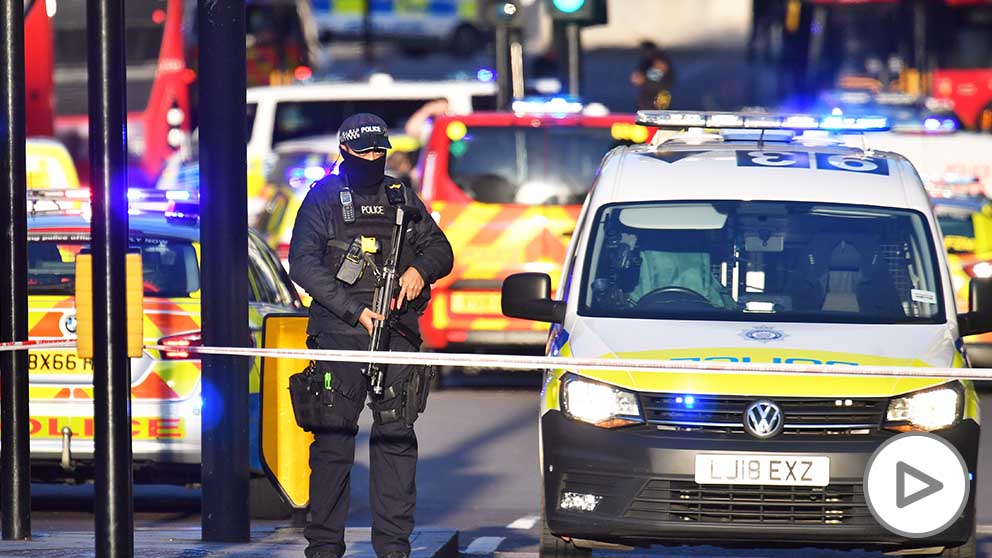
340, 150, 386, 191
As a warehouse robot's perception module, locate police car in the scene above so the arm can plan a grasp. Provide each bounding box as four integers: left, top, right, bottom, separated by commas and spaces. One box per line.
501, 111, 986, 557
930, 189, 992, 365
25, 189, 301, 516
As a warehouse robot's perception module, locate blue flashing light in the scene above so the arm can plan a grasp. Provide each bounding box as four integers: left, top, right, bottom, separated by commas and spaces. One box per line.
512, 95, 585, 117
636, 110, 890, 132
303, 165, 328, 181
782, 115, 819, 129
942, 119, 957, 131
819, 115, 845, 130
166, 189, 191, 201
127, 188, 146, 201
552, 0, 585, 13
675, 395, 696, 409
477, 68, 495, 83
969, 472, 974, 481
923, 117, 941, 131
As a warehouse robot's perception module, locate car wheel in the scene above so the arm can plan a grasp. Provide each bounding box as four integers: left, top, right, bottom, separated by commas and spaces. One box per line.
250, 476, 293, 520
979, 104, 992, 133
449, 24, 483, 58
937, 529, 976, 558
540, 508, 591, 558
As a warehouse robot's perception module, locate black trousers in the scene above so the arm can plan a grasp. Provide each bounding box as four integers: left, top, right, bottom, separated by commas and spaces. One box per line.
304, 332, 419, 558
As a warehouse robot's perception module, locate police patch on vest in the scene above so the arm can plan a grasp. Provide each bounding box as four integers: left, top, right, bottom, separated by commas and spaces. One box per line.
361, 205, 385, 216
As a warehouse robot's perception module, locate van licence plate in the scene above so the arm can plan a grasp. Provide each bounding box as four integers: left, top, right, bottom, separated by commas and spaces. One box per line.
694, 454, 830, 487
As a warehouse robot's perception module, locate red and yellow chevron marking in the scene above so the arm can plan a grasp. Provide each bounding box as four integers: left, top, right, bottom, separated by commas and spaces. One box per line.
427, 201, 579, 334
432, 202, 579, 283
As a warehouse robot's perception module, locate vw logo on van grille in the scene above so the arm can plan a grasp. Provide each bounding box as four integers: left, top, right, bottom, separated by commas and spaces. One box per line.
743, 400, 784, 439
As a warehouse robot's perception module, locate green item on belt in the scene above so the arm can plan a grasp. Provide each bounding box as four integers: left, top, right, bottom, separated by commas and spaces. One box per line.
324, 371, 332, 391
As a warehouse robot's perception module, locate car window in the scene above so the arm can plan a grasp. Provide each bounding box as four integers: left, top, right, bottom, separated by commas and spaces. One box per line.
580, 201, 944, 325
248, 237, 280, 304
27, 235, 200, 298
935, 206, 978, 254
446, 125, 630, 205
272, 99, 433, 146
254, 234, 299, 306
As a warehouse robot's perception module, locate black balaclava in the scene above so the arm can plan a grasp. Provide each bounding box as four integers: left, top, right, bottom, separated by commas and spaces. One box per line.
340, 150, 386, 192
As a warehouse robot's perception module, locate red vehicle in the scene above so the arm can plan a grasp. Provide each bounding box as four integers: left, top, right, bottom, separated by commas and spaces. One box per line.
51, 0, 191, 181
416, 99, 654, 354
25, 0, 54, 137
931, 1, 992, 132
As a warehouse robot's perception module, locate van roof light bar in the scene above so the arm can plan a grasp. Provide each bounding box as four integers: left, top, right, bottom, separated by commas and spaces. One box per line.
636, 110, 890, 133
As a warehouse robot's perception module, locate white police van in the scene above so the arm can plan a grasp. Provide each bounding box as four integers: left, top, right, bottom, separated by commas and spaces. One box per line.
501, 111, 988, 557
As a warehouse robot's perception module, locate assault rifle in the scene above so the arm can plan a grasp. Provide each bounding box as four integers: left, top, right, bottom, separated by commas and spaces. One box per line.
366, 205, 423, 396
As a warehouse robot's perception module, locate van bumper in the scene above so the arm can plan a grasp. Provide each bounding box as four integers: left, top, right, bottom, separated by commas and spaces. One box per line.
541, 411, 979, 551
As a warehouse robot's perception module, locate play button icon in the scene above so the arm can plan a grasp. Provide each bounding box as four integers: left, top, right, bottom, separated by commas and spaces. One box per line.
864, 433, 970, 538
896, 461, 944, 509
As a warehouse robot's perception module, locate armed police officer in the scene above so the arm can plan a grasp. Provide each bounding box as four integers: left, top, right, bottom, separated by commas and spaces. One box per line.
289, 113, 453, 558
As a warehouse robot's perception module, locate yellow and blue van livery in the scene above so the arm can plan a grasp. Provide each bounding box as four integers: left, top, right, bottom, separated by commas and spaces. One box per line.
502, 113, 987, 557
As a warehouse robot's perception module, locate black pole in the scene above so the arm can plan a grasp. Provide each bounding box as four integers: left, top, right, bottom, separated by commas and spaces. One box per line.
88, 0, 133, 553
0, 0, 30, 541
495, 23, 511, 110
197, 0, 251, 542
565, 22, 581, 97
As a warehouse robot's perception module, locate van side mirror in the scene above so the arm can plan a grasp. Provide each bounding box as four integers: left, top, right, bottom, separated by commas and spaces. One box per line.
959, 277, 992, 336
501, 273, 566, 323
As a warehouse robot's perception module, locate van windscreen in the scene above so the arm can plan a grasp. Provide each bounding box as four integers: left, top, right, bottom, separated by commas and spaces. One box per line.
580, 201, 945, 325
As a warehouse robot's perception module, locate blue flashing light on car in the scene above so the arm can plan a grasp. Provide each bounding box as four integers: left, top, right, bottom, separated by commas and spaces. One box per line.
637, 110, 891, 133
287, 165, 331, 189
512, 95, 585, 117
476, 68, 495, 83
675, 395, 696, 409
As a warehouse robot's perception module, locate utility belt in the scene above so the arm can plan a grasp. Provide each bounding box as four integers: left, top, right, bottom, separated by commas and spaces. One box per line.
288, 335, 434, 432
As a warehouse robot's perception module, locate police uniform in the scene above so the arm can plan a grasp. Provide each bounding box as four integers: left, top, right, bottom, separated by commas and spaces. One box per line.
288, 114, 453, 558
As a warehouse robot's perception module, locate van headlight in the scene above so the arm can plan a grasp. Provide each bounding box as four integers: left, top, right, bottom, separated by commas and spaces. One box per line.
561, 374, 643, 429
885, 384, 962, 432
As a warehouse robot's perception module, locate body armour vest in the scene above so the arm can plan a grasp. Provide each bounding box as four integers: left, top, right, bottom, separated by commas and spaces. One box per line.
322, 174, 420, 307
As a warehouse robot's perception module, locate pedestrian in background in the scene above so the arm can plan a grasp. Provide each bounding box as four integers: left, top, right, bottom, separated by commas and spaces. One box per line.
631, 40, 675, 110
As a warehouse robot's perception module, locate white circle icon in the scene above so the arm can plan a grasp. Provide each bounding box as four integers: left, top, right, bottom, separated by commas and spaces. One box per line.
864, 432, 970, 538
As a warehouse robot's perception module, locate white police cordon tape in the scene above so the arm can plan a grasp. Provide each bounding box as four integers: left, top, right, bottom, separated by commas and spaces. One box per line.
4, 339, 992, 380
141, 344, 992, 381
0, 339, 78, 352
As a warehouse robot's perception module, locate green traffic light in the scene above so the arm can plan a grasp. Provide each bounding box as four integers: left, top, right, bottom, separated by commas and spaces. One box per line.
552, 0, 585, 13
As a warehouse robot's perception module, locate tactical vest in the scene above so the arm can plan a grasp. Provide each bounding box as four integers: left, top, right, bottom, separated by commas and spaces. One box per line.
322, 174, 419, 305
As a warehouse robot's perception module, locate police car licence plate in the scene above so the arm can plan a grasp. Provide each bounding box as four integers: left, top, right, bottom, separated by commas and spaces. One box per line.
694, 454, 830, 487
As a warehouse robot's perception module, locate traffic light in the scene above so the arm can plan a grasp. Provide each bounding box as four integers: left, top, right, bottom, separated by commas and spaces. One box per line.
484, 0, 524, 29
545, 0, 607, 25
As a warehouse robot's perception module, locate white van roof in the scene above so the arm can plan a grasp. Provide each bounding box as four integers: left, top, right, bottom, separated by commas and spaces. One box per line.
591, 140, 929, 213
